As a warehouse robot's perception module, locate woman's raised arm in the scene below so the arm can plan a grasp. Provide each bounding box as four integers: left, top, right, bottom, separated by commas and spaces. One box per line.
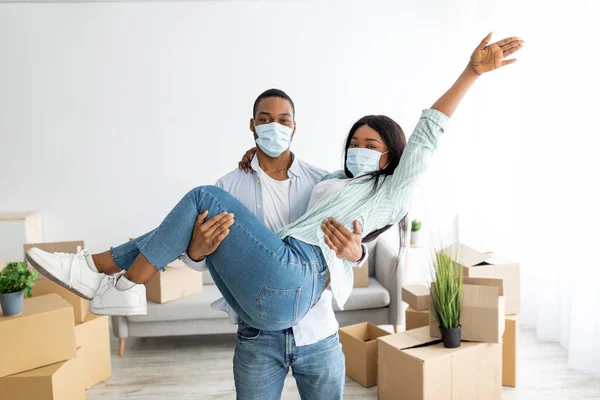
432, 33, 524, 117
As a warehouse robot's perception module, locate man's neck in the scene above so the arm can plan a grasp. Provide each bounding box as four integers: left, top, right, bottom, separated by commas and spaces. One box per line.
256, 149, 293, 181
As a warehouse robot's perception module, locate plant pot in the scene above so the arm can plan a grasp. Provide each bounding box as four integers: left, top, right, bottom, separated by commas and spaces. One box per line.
410, 230, 420, 245
0, 290, 25, 316
440, 326, 461, 348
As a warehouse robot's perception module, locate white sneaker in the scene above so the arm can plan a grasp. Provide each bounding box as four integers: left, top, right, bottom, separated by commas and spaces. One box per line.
26, 247, 104, 300
89, 273, 147, 316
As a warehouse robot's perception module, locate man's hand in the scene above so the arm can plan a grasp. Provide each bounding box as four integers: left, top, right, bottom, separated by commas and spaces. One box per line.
322, 218, 363, 262
238, 147, 257, 174
187, 211, 235, 261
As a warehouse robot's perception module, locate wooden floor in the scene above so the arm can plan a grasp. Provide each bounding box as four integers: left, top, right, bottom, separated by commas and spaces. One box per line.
86, 327, 600, 400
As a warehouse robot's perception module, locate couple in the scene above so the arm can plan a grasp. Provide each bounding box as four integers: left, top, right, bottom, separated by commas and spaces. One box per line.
26, 33, 522, 399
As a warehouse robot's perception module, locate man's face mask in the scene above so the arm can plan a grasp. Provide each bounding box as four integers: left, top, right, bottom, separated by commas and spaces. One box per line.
254, 122, 294, 158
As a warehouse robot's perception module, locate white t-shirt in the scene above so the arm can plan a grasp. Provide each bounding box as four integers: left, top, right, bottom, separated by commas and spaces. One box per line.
307, 178, 349, 211
257, 167, 291, 230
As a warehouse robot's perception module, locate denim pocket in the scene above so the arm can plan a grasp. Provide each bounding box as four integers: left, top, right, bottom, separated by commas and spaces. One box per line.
317, 264, 329, 277
237, 321, 261, 340
256, 287, 301, 323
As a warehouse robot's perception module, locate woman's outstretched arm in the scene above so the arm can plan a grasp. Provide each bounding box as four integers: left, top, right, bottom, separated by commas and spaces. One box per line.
386, 33, 524, 215
432, 33, 524, 117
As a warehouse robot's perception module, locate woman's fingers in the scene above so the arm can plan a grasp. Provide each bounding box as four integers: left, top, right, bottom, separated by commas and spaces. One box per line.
477, 32, 493, 50
502, 59, 518, 67
494, 36, 520, 47
500, 39, 523, 52
503, 44, 523, 58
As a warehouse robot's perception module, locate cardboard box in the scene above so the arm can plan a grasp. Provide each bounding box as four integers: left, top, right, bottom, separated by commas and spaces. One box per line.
503, 314, 518, 387
403, 284, 430, 311
338, 322, 391, 387
30, 280, 88, 323
0, 294, 76, 378
145, 260, 204, 303
442, 243, 520, 314
23, 241, 85, 281
406, 307, 430, 330
75, 313, 112, 388
430, 277, 505, 344
353, 260, 369, 288
0, 348, 85, 400
378, 326, 502, 400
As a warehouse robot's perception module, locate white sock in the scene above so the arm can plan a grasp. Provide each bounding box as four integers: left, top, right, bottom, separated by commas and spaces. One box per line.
116, 274, 137, 291
86, 254, 100, 273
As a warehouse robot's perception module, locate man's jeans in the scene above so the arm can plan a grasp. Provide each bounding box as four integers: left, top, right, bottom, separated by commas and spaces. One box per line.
108, 185, 327, 331
234, 320, 345, 400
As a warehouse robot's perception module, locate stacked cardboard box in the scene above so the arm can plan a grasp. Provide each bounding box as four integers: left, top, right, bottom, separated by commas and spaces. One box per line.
146, 259, 204, 303
352, 260, 369, 288
429, 277, 505, 344
338, 322, 391, 387
0, 294, 86, 399
0, 348, 86, 400
378, 326, 502, 400
403, 284, 430, 330
75, 314, 112, 388
440, 243, 521, 386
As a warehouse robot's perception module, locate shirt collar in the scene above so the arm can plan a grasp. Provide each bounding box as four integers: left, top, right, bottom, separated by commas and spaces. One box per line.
251, 152, 300, 178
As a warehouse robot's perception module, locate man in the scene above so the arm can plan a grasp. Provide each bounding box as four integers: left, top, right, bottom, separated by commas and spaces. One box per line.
181, 89, 368, 400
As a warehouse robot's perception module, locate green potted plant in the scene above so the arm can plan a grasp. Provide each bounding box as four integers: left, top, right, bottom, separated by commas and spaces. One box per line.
410, 219, 422, 245
0, 262, 38, 316
430, 250, 462, 348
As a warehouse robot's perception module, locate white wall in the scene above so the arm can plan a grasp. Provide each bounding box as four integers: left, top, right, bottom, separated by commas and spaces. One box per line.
0, 0, 595, 259
0, 0, 487, 252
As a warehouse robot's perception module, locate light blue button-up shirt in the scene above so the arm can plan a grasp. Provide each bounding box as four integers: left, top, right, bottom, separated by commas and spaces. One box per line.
182, 153, 367, 346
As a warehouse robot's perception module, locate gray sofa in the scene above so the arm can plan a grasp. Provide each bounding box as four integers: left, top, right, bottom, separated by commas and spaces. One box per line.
112, 237, 403, 356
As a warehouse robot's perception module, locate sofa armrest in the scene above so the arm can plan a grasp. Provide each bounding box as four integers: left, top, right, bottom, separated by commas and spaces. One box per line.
374, 238, 403, 326
111, 316, 129, 339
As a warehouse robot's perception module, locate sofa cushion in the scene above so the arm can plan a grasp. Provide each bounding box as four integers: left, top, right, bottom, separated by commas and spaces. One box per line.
128, 285, 229, 322
333, 278, 390, 312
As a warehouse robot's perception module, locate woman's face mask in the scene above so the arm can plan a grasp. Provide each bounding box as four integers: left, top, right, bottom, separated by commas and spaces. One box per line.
254, 122, 294, 158
346, 148, 390, 177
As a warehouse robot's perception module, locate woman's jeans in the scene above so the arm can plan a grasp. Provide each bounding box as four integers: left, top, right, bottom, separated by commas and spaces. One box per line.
109, 185, 328, 331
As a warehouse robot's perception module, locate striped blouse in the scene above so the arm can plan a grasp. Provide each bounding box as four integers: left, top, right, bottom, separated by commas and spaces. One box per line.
276, 108, 449, 309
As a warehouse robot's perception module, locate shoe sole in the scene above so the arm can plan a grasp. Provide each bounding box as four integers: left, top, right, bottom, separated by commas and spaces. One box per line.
26, 251, 94, 300
89, 305, 147, 317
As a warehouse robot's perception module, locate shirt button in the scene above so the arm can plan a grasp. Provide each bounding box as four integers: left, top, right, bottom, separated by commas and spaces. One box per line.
258, 205, 261, 209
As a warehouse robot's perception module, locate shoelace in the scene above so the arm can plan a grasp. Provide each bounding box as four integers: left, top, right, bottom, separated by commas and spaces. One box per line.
54, 246, 89, 289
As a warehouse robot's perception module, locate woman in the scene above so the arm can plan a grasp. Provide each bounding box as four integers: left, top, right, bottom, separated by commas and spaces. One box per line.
27, 33, 523, 330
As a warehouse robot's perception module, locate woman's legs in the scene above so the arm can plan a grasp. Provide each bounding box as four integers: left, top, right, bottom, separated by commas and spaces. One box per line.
27, 185, 326, 328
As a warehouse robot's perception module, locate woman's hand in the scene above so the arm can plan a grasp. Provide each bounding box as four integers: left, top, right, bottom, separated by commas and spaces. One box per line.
238, 147, 257, 174
322, 218, 363, 262
469, 33, 524, 75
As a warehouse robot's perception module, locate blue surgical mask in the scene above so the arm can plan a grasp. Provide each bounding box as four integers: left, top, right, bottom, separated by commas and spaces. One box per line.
346, 148, 389, 177
254, 122, 294, 158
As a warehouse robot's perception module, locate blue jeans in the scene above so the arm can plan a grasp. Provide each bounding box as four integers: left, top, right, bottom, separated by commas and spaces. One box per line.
234, 320, 345, 400
109, 185, 328, 331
